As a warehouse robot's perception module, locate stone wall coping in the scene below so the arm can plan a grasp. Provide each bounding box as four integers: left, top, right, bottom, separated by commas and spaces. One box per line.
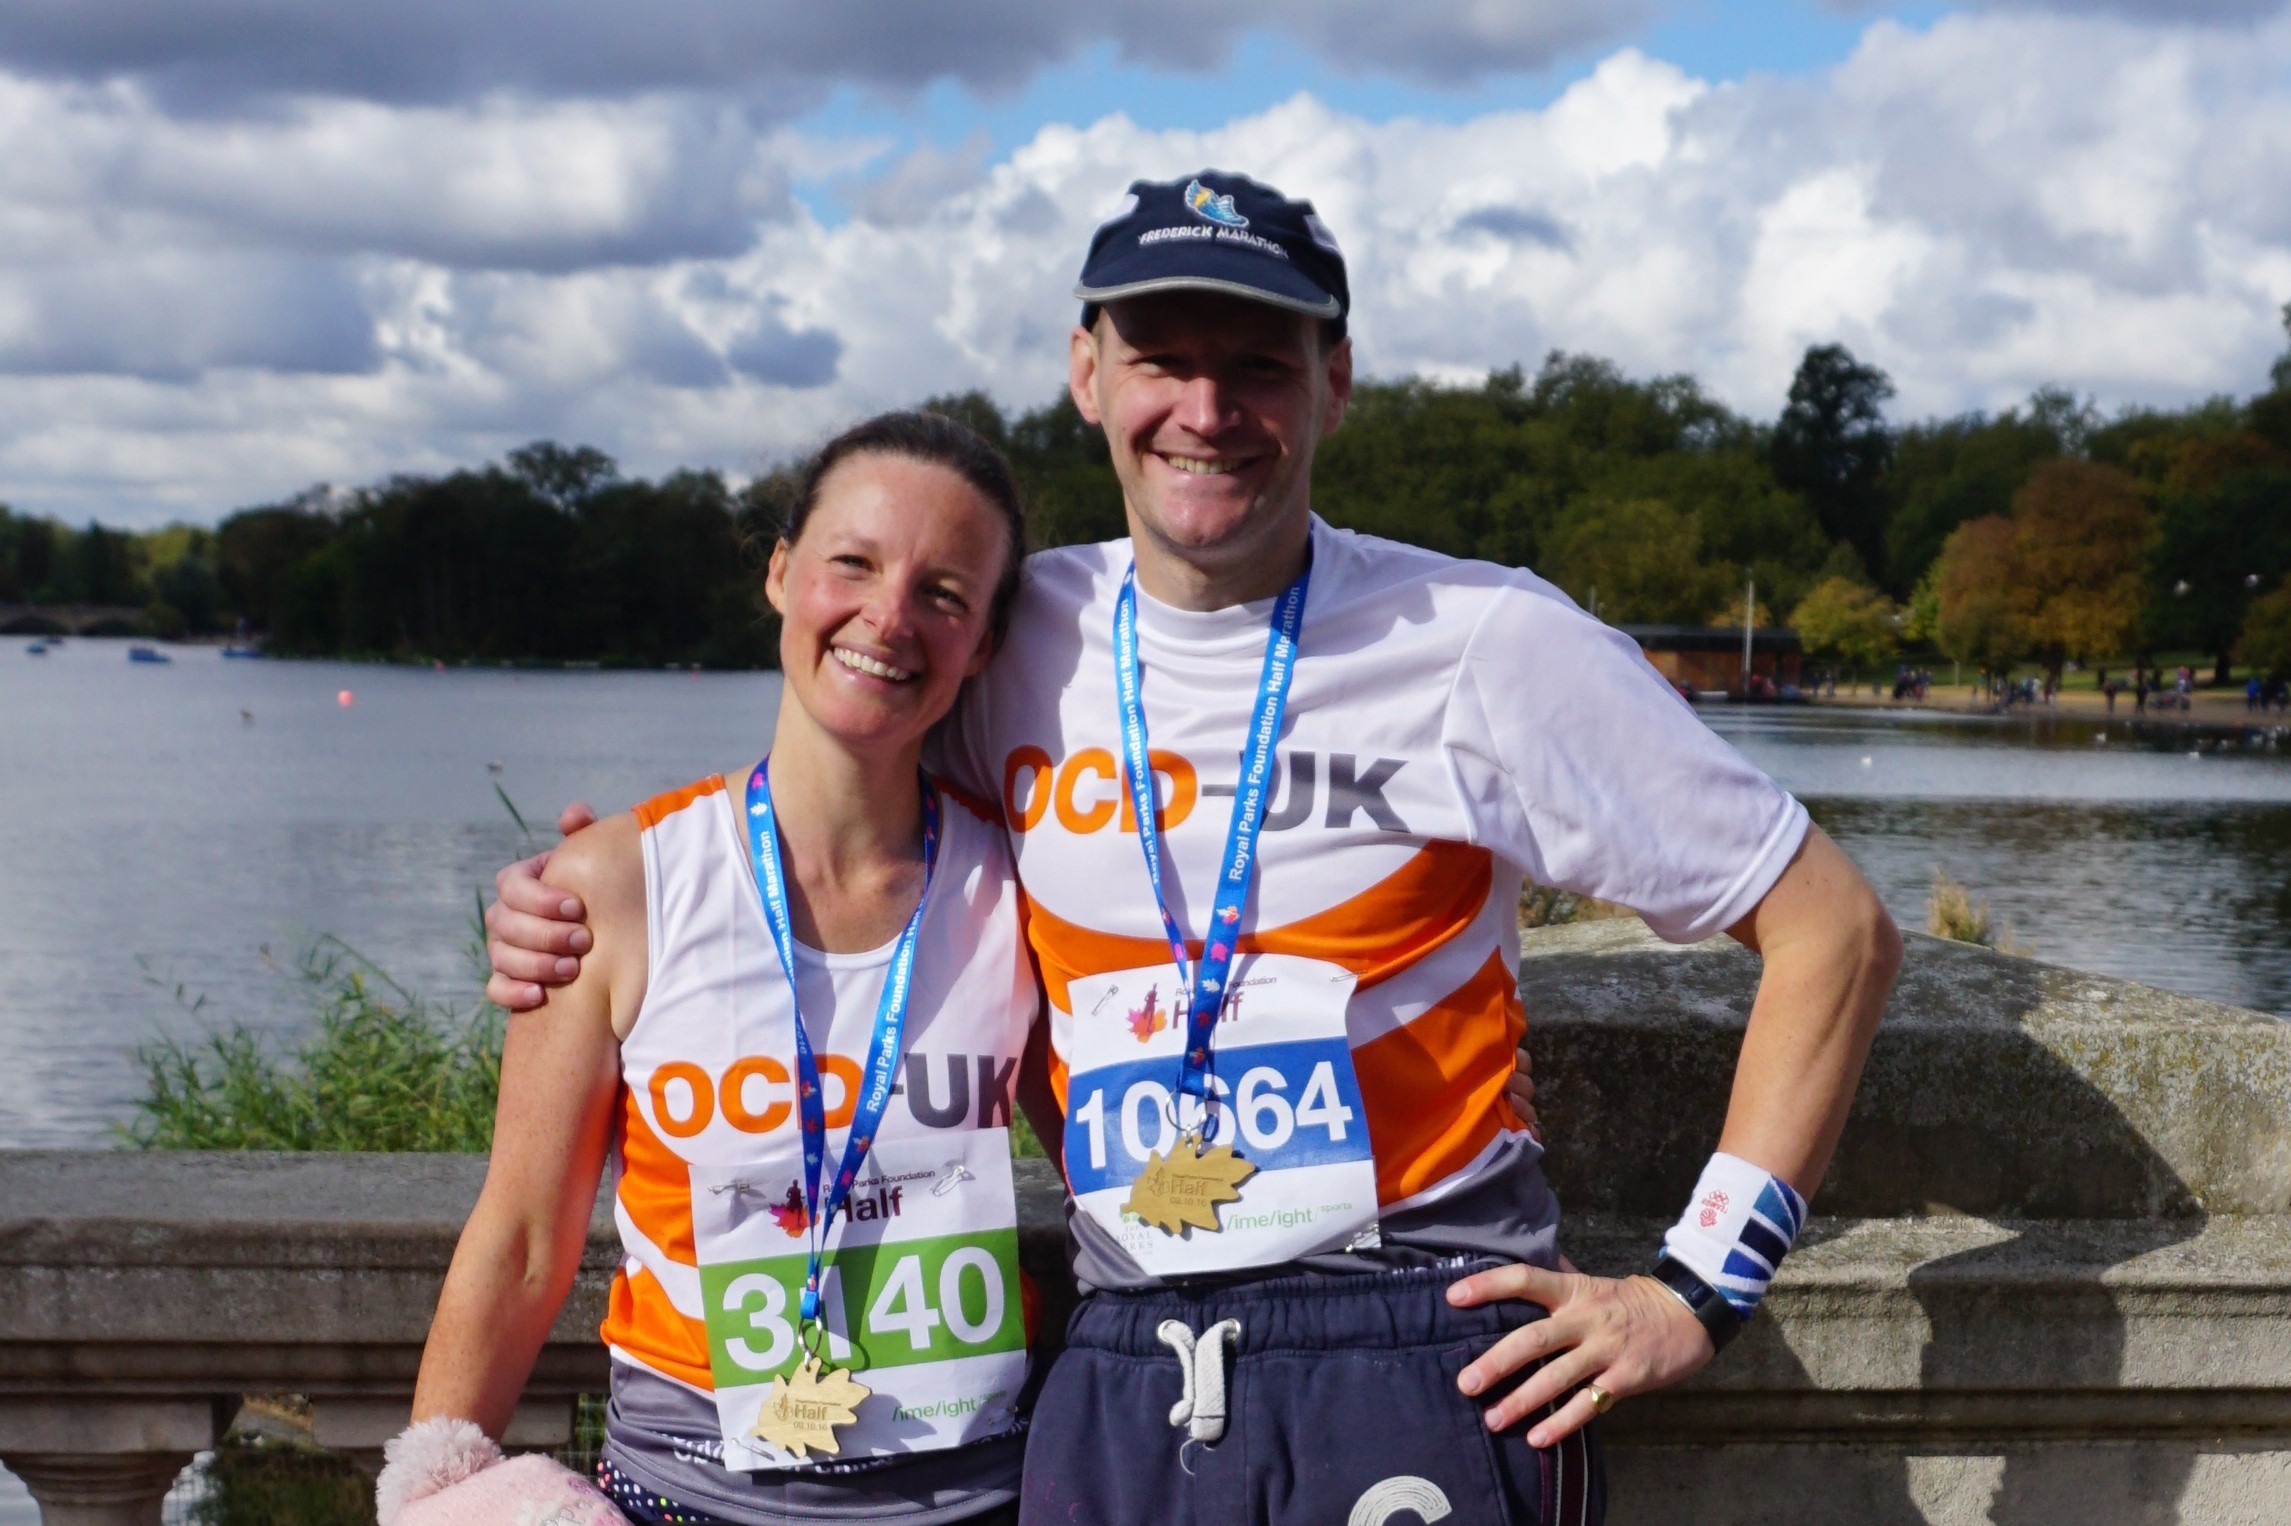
0, 1152, 1068, 1266
2, 1150, 2286, 1406
1519, 921, 2291, 1219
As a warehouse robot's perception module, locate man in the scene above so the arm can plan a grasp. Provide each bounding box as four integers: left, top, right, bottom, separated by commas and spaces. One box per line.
488, 171, 1901, 1524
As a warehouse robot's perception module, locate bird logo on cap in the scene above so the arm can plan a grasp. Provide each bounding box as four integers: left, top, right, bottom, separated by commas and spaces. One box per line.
1184, 179, 1249, 229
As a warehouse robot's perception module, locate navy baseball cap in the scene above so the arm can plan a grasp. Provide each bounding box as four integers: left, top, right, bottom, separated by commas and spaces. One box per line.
1074, 170, 1349, 329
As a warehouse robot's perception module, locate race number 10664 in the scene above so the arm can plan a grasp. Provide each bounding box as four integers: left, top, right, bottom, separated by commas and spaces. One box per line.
1061, 1039, 1368, 1195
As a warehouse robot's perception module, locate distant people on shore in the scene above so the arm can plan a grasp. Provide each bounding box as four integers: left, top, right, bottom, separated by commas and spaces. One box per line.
1866, 660, 2286, 718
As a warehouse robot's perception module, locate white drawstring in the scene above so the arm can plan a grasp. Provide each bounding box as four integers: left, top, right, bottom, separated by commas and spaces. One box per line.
1157, 1317, 1241, 1447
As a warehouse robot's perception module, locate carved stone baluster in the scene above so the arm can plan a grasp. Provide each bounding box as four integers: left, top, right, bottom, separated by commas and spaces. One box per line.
4, 1454, 194, 1526
0, 1398, 215, 1526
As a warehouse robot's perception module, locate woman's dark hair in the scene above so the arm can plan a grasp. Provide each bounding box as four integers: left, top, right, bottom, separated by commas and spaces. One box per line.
782, 410, 1028, 649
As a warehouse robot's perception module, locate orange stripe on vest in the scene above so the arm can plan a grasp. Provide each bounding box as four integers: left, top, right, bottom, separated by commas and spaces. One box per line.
1022, 840, 1493, 1016
1351, 947, 1527, 1205
600, 1263, 715, 1390
615, 1087, 698, 1265
634, 775, 726, 831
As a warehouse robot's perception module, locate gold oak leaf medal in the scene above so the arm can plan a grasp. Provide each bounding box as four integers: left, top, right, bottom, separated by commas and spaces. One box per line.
1123, 1128, 1258, 1235
748, 1356, 871, 1459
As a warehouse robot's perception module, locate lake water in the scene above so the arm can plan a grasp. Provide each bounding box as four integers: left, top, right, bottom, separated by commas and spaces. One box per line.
3, 637, 2289, 1151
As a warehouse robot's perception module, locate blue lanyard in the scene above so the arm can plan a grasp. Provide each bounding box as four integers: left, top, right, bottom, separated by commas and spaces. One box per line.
1112, 559, 1309, 1111
744, 758, 940, 1325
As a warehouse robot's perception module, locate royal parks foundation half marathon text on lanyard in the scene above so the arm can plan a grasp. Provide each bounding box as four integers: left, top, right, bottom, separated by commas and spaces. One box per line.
1061, 562, 1379, 1277
688, 762, 1026, 1469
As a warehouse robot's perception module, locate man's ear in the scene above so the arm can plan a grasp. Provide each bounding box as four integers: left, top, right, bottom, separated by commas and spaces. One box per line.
763, 539, 792, 615
1068, 324, 1104, 425
1320, 333, 1354, 438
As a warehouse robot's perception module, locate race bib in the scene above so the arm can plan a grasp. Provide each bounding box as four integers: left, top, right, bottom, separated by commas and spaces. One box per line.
1062, 951, 1379, 1276
688, 1130, 1028, 1470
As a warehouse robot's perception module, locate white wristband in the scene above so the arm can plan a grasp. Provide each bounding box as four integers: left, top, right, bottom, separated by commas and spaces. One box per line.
1659, 1151, 1807, 1320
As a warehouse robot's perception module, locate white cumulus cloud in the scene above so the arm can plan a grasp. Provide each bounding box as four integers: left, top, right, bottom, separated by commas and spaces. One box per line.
4, 9, 2291, 527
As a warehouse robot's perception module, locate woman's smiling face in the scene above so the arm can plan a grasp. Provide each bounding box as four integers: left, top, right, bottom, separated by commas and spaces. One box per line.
765, 451, 1011, 758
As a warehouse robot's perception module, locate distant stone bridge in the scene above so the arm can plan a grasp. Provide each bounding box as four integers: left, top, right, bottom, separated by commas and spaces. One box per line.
0, 603, 143, 636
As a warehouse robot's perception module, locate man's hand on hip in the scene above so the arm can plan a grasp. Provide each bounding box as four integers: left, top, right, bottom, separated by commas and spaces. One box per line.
1447, 1262, 1714, 1448
483, 801, 600, 1010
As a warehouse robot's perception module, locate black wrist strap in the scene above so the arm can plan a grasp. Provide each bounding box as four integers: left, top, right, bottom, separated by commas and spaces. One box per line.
1651, 1254, 1744, 1353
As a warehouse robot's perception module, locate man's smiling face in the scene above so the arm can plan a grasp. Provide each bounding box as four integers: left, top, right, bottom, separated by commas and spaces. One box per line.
1070, 290, 1351, 577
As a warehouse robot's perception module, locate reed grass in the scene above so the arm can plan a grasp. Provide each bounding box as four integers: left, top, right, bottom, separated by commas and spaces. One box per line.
1926, 868, 2032, 955
125, 928, 504, 1153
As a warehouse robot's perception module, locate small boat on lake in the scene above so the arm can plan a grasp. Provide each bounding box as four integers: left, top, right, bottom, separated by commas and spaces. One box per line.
25, 640, 48, 655
127, 645, 172, 664
220, 645, 264, 659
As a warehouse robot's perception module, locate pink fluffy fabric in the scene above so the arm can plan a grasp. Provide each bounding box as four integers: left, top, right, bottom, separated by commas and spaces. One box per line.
376, 1418, 632, 1526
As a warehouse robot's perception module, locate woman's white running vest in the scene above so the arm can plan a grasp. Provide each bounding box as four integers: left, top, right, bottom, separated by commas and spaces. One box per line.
597, 773, 1038, 1525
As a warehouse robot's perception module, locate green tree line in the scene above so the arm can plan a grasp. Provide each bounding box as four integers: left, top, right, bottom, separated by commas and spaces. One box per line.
7, 315, 2291, 677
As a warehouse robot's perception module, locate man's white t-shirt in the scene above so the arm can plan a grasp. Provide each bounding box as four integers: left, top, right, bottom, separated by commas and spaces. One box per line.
942, 516, 1809, 1290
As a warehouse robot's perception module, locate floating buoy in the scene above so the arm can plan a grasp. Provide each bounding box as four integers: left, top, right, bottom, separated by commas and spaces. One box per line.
337, 689, 354, 707
487, 760, 505, 773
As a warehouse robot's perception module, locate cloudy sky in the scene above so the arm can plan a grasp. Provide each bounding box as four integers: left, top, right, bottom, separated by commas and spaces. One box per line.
4, 0, 2290, 527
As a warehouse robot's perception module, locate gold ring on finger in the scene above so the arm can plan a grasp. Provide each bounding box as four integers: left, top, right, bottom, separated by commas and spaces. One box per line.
1584, 1382, 1615, 1415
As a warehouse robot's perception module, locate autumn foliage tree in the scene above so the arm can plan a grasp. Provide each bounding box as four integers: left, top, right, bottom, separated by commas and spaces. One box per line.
2010, 460, 2153, 676
1933, 514, 2023, 672
1789, 576, 1900, 673
1930, 460, 2152, 679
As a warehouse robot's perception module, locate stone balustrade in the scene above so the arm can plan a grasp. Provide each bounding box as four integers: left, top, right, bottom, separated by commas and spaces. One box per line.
2, 927, 2286, 1524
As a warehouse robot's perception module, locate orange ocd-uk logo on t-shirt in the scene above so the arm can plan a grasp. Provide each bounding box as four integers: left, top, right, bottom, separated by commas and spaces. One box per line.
639, 1051, 1019, 1141
1001, 747, 1412, 836
1001, 746, 1198, 835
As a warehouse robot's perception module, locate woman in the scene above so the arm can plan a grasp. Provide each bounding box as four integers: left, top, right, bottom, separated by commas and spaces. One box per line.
387, 412, 1045, 1526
